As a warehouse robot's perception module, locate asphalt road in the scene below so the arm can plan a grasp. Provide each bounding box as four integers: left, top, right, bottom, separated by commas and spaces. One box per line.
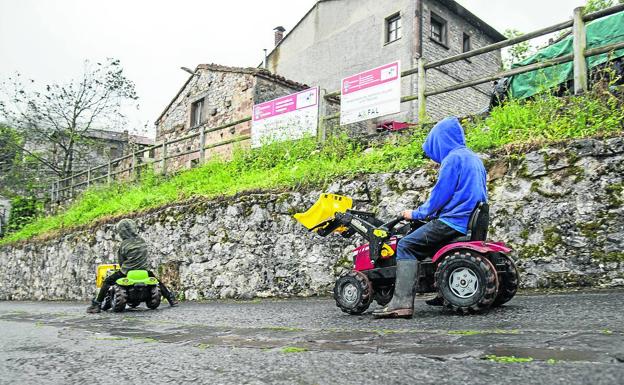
1, 290, 623, 385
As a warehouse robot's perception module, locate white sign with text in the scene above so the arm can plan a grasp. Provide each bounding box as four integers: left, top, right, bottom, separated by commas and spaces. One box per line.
340, 61, 401, 125
251, 87, 319, 148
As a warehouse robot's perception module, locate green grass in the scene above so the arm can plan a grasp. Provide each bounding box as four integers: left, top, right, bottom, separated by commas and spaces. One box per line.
448, 329, 520, 335
1, 91, 622, 245
94, 336, 128, 341
266, 326, 305, 332
485, 355, 534, 363
281, 346, 308, 353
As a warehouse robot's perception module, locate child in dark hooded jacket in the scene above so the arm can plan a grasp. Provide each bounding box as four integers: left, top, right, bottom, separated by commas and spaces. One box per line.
373, 117, 487, 319
87, 218, 178, 313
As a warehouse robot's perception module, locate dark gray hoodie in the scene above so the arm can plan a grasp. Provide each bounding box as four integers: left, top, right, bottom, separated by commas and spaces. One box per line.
116, 219, 149, 274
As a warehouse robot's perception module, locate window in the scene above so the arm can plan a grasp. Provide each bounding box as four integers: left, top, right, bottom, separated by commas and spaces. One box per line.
430, 12, 447, 46
463, 33, 471, 53
110, 146, 121, 159
191, 98, 204, 127
386, 13, 402, 43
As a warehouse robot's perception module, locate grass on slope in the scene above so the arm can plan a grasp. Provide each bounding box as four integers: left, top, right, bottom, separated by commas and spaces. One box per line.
2, 91, 623, 245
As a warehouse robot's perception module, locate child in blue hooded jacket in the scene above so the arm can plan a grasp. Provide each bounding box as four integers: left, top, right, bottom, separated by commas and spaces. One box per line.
373, 116, 487, 319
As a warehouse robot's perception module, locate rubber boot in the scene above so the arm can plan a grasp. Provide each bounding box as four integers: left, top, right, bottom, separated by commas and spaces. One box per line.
86, 300, 101, 314
161, 286, 179, 307
373, 260, 418, 319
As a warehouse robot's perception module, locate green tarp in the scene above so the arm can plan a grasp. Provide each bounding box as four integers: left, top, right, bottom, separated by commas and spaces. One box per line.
509, 11, 624, 99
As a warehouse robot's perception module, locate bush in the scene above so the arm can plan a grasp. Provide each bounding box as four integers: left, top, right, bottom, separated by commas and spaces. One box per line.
4, 196, 43, 235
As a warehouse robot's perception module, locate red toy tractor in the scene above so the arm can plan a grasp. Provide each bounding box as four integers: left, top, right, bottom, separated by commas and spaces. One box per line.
295, 194, 519, 314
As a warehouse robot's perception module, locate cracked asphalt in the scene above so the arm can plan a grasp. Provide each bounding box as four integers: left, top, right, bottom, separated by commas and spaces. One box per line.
1, 290, 623, 385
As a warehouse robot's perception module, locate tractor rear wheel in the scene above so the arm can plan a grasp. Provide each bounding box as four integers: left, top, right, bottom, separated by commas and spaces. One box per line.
492, 255, 519, 307
112, 285, 127, 312
146, 285, 161, 310
435, 251, 498, 314
333, 270, 373, 315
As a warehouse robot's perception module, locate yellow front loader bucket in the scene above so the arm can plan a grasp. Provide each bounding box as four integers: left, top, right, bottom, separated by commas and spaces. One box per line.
96, 264, 120, 288
294, 193, 353, 231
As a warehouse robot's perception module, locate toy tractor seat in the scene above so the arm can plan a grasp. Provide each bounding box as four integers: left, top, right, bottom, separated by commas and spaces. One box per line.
451, 202, 490, 242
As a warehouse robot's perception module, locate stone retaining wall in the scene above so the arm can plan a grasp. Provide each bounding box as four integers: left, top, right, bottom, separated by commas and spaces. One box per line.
1, 138, 622, 300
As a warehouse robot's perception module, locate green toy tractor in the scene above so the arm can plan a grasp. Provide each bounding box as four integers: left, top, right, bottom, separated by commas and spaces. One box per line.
99, 267, 161, 312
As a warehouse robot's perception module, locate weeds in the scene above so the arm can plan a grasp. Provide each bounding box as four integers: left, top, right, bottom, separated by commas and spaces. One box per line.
281, 346, 308, 353
485, 355, 534, 363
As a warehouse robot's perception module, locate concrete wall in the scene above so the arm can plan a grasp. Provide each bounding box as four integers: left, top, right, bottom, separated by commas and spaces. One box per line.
421, 0, 502, 119
1, 137, 623, 301
267, 0, 503, 123
268, 0, 416, 127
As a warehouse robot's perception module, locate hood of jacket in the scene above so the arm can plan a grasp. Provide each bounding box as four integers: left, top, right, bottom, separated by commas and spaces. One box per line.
116, 218, 139, 240
422, 117, 466, 164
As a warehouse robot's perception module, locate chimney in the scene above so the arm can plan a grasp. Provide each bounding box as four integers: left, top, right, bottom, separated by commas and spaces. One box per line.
274, 26, 285, 46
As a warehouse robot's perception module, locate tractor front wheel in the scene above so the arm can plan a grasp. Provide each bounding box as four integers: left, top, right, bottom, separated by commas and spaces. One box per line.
333, 270, 373, 315
435, 251, 498, 314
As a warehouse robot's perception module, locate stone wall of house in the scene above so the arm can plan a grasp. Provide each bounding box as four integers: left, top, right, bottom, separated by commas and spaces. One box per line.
1, 137, 623, 301
153, 70, 306, 174
420, 0, 502, 121
154, 70, 256, 172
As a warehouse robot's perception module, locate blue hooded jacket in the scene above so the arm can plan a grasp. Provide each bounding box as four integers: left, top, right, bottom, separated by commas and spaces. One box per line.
410, 117, 487, 234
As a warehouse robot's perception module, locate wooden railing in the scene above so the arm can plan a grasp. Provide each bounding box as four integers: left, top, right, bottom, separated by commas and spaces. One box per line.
50, 4, 624, 204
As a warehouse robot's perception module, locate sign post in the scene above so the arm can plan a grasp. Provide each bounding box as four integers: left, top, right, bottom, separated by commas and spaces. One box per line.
340, 61, 401, 126
252, 87, 320, 148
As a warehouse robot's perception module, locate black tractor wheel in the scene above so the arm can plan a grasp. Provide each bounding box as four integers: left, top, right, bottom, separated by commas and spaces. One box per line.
146, 285, 161, 310
492, 255, 519, 307
373, 285, 394, 307
333, 270, 373, 315
112, 285, 127, 313
435, 251, 498, 314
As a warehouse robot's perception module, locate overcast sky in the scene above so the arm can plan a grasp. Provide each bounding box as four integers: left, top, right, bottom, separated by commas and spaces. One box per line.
0, 0, 586, 137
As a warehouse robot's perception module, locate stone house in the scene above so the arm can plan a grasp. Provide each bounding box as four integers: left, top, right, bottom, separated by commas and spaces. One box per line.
265, 0, 506, 124
25, 129, 153, 172
83, 130, 154, 164
154, 64, 307, 172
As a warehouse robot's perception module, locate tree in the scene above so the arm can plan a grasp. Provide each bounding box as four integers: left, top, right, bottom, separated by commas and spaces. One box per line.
583, 0, 623, 14
502, 29, 535, 69
0, 58, 138, 180
0, 125, 20, 175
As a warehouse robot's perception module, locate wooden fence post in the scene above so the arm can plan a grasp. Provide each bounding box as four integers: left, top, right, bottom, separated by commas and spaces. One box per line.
87, 168, 91, 188
70, 172, 75, 198
317, 88, 328, 143
107, 162, 112, 185
417, 58, 427, 123
573, 6, 588, 94
161, 142, 168, 175
199, 126, 206, 164
131, 151, 137, 179
50, 182, 56, 203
